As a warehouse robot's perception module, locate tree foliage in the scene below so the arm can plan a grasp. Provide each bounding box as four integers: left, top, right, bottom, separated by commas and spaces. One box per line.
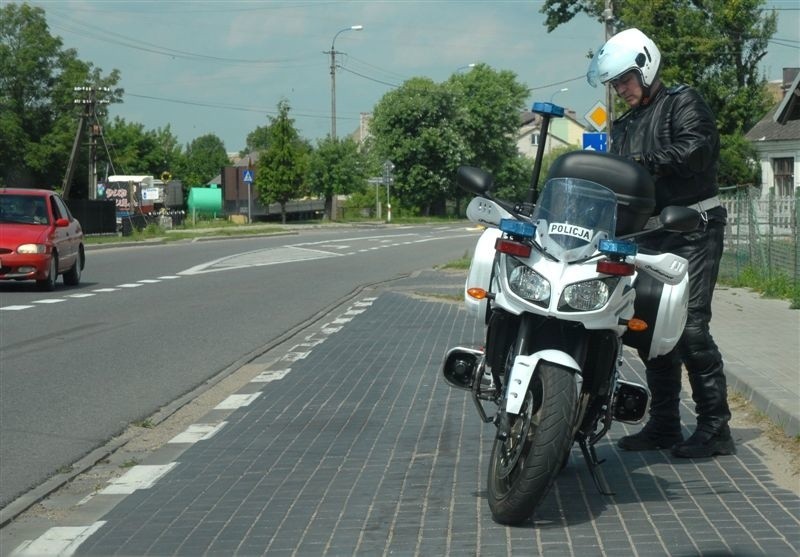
307, 137, 367, 220
255, 100, 309, 223
179, 134, 229, 187
370, 77, 470, 215
0, 3, 121, 192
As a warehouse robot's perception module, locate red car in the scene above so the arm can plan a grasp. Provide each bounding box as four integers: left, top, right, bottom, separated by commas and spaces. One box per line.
0, 188, 85, 291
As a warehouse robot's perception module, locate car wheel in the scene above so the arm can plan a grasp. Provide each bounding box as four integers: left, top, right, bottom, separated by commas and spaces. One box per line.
63, 247, 84, 286
36, 254, 57, 292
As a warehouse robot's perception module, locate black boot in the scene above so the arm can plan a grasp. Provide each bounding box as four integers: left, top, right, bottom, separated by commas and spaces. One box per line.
672, 363, 735, 458
618, 420, 683, 450
618, 364, 683, 451
672, 423, 735, 458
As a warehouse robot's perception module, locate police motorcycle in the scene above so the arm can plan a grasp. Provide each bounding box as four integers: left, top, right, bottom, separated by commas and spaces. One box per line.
441, 102, 700, 525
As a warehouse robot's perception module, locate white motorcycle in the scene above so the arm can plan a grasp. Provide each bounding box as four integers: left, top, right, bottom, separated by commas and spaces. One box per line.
442, 102, 700, 525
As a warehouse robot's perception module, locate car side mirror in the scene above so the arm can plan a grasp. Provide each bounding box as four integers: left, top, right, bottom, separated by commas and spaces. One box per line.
55, 218, 70, 227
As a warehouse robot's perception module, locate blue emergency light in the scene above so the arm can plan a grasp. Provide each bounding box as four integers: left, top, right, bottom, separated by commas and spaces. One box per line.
500, 218, 536, 239
599, 238, 637, 257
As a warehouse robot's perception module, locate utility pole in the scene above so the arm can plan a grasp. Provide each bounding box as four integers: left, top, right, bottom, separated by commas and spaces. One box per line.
63, 86, 109, 200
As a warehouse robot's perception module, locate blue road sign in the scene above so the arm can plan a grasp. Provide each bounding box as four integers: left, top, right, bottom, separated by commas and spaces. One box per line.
583, 132, 608, 152
242, 169, 254, 183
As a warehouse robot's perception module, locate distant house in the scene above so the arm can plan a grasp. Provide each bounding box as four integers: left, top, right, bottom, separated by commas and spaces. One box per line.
516, 109, 586, 159
745, 68, 800, 198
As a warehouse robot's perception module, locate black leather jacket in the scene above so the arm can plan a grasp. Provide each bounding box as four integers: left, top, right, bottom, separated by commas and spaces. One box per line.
610, 84, 720, 213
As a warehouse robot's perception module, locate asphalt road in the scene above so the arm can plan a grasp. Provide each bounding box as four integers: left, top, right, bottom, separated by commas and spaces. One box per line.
0, 224, 479, 512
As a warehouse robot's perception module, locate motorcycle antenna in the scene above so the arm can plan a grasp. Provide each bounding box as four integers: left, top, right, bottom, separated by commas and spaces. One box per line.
526, 102, 565, 213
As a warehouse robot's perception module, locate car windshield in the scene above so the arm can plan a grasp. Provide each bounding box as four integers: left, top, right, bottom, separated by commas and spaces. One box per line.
531, 177, 618, 262
0, 194, 51, 225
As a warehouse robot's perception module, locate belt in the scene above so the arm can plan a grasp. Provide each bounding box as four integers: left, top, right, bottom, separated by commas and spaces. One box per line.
643, 195, 721, 230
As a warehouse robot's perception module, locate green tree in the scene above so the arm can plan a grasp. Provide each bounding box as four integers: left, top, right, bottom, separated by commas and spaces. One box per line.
242, 124, 270, 157
0, 3, 121, 193
539, 0, 777, 186
179, 134, 228, 187
101, 118, 183, 180
254, 100, 309, 223
446, 64, 530, 213
307, 137, 367, 220
370, 77, 469, 216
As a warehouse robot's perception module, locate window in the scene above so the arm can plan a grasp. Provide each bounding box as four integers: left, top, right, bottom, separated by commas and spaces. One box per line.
772, 157, 794, 197
531, 133, 539, 146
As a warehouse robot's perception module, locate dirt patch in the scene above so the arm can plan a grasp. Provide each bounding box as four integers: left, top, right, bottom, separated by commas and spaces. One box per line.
728, 391, 800, 494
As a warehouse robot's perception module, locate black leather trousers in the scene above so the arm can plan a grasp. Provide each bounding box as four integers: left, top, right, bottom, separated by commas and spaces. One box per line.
637, 207, 731, 432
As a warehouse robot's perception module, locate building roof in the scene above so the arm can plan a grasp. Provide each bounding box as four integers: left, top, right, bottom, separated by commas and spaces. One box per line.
773, 70, 800, 125
746, 103, 800, 143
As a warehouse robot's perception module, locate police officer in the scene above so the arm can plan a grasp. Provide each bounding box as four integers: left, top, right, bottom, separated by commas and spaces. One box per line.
587, 28, 735, 458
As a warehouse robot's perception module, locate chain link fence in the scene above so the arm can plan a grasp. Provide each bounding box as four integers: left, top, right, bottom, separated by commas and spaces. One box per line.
719, 187, 799, 286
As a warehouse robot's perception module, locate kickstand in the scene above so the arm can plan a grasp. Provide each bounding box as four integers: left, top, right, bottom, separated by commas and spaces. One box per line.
578, 438, 614, 496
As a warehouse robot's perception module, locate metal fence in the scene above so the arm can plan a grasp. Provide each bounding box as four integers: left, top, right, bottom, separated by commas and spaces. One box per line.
719, 187, 799, 285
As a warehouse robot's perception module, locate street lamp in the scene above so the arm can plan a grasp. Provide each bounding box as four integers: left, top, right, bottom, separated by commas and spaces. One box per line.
329, 25, 363, 140
456, 63, 476, 73
550, 87, 569, 103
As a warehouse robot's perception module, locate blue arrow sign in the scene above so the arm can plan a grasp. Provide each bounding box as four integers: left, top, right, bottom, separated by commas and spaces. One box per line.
242, 169, 254, 183
583, 132, 608, 152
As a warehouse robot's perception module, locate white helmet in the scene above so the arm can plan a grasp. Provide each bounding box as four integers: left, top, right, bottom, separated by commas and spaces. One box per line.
587, 28, 661, 89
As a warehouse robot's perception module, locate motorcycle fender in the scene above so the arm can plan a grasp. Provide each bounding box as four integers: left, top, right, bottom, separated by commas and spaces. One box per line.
505, 349, 582, 415
464, 228, 501, 318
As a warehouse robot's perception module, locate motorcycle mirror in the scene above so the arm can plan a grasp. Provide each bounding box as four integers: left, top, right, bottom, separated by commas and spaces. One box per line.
659, 205, 702, 232
456, 166, 494, 196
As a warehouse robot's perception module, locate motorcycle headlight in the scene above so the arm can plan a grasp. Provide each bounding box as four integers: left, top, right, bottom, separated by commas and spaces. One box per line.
506, 257, 550, 306
560, 278, 619, 312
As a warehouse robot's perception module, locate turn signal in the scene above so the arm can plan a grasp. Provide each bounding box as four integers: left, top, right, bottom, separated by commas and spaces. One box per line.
467, 287, 488, 300
596, 260, 635, 276
627, 318, 648, 332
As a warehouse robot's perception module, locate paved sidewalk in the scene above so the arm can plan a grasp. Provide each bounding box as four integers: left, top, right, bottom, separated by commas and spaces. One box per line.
1, 270, 798, 556
711, 286, 800, 437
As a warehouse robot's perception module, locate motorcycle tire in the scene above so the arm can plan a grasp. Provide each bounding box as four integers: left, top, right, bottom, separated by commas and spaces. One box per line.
487, 362, 576, 525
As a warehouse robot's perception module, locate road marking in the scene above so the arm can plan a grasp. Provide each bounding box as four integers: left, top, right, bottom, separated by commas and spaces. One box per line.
10, 521, 106, 556
1, 305, 34, 311
33, 298, 66, 304
168, 422, 227, 444
116, 283, 142, 288
158, 275, 180, 279
100, 463, 178, 495
252, 369, 291, 383
66, 293, 95, 298
137, 279, 161, 284
92, 288, 118, 293
215, 392, 261, 410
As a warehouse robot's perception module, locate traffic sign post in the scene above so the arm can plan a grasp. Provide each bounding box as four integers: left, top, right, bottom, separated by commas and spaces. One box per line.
583, 132, 608, 152
242, 169, 255, 223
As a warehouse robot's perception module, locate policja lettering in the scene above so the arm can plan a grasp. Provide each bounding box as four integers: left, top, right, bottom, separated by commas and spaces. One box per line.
548, 222, 591, 241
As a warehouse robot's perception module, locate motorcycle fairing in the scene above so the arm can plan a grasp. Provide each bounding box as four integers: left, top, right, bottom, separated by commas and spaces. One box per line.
465, 227, 501, 318
505, 350, 582, 415
466, 197, 512, 228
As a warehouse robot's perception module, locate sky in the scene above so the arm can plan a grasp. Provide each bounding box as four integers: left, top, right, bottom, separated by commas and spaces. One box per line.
20, 0, 800, 155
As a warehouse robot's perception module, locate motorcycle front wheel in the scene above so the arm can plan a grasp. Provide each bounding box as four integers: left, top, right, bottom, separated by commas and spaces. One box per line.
487, 362, 576, 525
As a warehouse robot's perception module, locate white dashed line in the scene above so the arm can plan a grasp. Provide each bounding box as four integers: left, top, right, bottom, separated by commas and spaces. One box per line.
252, 369, 291, 383
168, 422, 227, 444
214, 392, 262, 410
33, 299, 66, 304
11, 521, 107, 556
0, 305, 33, 311
66, 293, 96, 298
100, 463, 178, 495
92, 288, 118, 293
116, 283, 142, 288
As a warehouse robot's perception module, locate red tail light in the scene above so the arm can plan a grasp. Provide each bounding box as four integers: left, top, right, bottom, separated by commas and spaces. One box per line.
495, 238, 531, 258
596, 260, 635, 276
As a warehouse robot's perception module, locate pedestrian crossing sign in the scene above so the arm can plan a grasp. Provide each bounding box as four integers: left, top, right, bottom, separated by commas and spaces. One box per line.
242, 169, 254, 183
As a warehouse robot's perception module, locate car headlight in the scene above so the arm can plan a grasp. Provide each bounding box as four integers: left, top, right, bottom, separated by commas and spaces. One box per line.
506, 257, 550, 306
17, 244, 47, 254
560, 278, 619, 311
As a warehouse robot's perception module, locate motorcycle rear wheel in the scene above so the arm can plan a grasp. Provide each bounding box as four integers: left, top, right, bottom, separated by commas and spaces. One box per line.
487, 362, 576, 525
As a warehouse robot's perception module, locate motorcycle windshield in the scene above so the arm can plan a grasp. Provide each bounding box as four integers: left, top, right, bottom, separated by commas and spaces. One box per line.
532, 177, 618, 262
